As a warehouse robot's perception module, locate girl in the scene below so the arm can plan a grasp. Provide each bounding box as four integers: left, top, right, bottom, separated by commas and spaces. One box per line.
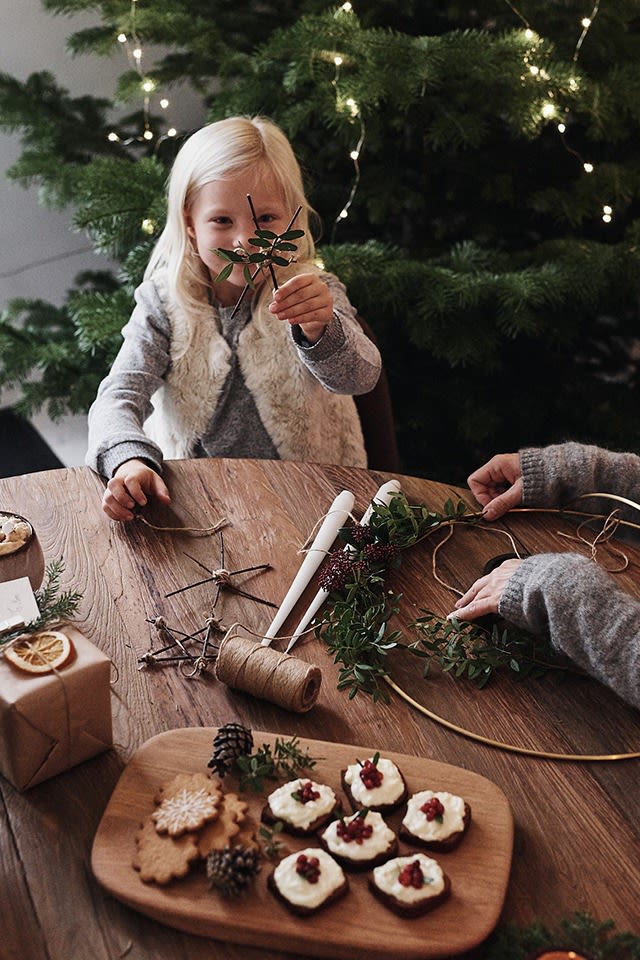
86, 116, 381, 521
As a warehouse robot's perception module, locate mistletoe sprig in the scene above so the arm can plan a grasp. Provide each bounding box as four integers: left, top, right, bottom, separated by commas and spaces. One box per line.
0, 558, 82, 647
211, 195, 304, 318
316, 493, 569, 701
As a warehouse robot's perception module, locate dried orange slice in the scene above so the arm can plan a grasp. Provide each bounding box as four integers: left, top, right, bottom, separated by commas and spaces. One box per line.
4, 630, 75, 674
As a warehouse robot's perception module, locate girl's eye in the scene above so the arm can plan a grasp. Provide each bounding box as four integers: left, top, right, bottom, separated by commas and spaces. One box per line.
259, 213, 278, 224
212, 216, 231, 225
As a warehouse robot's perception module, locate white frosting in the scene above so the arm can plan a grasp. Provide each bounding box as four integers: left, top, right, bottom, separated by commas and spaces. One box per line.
372, 854, 445, 903
272, 847, 345, 909
321, 811, 395, 861
343, 757, 404, 806
267, 779, 336, 830
402, 790, 465, 842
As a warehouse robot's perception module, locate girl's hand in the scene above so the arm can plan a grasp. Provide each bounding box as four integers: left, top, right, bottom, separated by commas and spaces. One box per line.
268, 273, 333, 343
467, 453, 523, 520
448, 558, 523, 621
102, 458, 171, 522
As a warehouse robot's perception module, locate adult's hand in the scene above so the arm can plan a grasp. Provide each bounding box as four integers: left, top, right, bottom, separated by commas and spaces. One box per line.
448, 558, 523, 621
468, 452, 523, 520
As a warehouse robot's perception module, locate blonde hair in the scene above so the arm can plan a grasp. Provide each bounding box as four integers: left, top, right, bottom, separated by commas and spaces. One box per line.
145, 115, 318, 315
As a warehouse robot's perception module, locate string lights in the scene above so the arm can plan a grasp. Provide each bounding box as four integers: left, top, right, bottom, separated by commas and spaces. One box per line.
507, 0, 611, 225
107, 0, 177, 149
330, 2, 365, 238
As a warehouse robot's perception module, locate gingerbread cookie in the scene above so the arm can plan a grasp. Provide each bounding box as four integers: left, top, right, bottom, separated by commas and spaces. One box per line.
133, 817, 200, 884
197, 792, 249, 858
152, 773, 223, 837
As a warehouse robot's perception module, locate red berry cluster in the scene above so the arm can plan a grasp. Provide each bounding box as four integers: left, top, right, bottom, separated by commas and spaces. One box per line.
363, 542, 400, 566
398, 859, 425, 889
359, 758, 383, 790
296, 853, 321, 883
292, 781, 320, 804
317, 551, 364, 593
336, 816, 374, 845
421, 796, 445, 822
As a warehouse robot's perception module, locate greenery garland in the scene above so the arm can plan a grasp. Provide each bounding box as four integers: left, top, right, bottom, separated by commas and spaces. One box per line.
316, 492, 569, 702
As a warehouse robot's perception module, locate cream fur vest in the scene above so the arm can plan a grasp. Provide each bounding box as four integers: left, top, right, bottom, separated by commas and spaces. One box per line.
143, 274, 367, 468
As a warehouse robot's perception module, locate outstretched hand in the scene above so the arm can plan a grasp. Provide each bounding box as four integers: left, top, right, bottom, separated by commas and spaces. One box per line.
268, 272, 333, 343
448, 558, 523, 622
467, 452, 523, 520
102, 458, 171, 522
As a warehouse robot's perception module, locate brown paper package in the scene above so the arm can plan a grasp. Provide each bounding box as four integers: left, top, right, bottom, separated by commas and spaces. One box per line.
0, 624, 113, 791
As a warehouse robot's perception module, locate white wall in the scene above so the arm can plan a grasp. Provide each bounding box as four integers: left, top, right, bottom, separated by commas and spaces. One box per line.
0, 0, 205, 464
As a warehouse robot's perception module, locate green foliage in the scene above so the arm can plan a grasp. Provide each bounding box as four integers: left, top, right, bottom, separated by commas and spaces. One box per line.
484, 911, 640, 960
1, 1, 640, 479
234, 736, 319, 793
0, 558, 82, 648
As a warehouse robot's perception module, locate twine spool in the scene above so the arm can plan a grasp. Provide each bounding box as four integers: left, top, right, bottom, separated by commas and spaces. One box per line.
214, 632, 322, 713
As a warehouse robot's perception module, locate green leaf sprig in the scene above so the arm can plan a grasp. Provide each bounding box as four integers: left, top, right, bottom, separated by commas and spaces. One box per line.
211, 195, 304, 318
235, 735, 320, 794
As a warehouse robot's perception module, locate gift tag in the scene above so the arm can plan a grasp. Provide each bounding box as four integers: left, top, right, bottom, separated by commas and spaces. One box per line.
0, 576, 40, 634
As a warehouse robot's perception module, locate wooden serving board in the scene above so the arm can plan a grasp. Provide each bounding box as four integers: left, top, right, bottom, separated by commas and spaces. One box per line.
91, 729, 513, 960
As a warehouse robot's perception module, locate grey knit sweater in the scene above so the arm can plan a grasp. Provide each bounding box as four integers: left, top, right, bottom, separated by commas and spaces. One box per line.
499, 442, 640, 709
86, 271, 381, 480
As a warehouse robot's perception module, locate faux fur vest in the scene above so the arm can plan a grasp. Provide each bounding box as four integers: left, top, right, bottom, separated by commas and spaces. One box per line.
143, 273, 367, 468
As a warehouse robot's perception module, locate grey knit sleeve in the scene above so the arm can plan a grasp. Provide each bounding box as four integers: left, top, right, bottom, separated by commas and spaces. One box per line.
85, 280, 171, 479
499, 553, 640, 709
520, 442, 640, 509
290, 273, 381, 395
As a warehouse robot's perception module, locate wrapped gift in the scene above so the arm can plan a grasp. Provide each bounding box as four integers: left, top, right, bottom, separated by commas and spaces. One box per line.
0, 624, 113, 791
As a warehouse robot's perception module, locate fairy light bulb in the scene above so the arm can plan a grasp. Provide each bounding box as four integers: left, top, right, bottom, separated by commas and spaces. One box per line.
581, 17, 591, 28
602, 204, 612, 223
117, 33, 127, 43
338, 208, 348, 220
529, 65, 540, 76
583, 162, 594, 173
557, 122, 566, 133
524, 28, 533, 40
541, 102, 556, 119
334, 56, 343, 66
340, 2, 352, 11
350, 149, 359, 160
133, 47, 142, 61
107, 131, 120, 142
160, 98, 169, 109
167, 127, 177, 137
141, 218, 155, 234
143, 129, 153, 141
141, 78, 155, 93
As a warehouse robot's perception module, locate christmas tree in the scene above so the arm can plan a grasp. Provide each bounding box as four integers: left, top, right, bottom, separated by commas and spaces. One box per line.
1, 0, 640, 481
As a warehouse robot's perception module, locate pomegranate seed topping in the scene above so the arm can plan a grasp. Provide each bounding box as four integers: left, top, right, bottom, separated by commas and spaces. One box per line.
296, 853, 321, 883
359, 758, 383, 790
421, 796, 445, 822
336, 816, 374, 844
398, 860, 425, 889
293, 781, 320, 804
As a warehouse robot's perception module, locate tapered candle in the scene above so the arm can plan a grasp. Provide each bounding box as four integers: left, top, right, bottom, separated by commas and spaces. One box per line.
261, 489, 355, 645
284, 479, 402, 652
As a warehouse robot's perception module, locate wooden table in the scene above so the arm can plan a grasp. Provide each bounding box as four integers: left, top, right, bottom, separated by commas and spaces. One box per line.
1, 458, 639, 960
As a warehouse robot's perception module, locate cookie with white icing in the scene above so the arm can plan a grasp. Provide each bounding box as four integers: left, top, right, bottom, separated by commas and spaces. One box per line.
399, 790, 471, 852
268, 847, 349, 915
341, 754, 407, 814
261, 778, 340, 836
320, 809, 398, 871
369, 853, 451, 917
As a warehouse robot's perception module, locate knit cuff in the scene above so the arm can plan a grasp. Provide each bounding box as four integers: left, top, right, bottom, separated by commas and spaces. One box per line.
519, 447, 546, 504
98, 441, 163, 480
291, 314, 346, 358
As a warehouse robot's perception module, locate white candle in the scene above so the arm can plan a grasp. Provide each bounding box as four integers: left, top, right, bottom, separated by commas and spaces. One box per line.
261, 489, 355, 645
284, 479, 402, 652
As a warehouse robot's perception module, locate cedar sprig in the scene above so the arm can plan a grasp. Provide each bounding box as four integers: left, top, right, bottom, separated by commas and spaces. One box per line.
235, 736, 320, 794
0, 558, 82, 646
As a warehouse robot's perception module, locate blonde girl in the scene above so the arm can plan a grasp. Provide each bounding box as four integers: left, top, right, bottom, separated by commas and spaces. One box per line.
86, 116, 381, 521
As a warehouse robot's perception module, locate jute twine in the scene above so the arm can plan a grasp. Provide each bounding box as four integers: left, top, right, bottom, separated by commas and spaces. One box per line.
214, 627, 322, 713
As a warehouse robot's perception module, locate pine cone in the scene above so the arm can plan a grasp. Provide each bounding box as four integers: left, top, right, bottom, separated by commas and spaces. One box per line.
206, 844, 261, 897
208, 722, 254, 777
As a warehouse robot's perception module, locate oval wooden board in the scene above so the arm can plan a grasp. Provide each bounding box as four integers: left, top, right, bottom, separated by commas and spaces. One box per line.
91, 728, 513, 959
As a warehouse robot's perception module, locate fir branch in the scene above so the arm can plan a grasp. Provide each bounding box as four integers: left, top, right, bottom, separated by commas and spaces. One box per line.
0, 558, 82, 647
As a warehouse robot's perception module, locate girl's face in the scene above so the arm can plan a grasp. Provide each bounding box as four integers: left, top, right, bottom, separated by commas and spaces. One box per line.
186, 170, 290, 307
